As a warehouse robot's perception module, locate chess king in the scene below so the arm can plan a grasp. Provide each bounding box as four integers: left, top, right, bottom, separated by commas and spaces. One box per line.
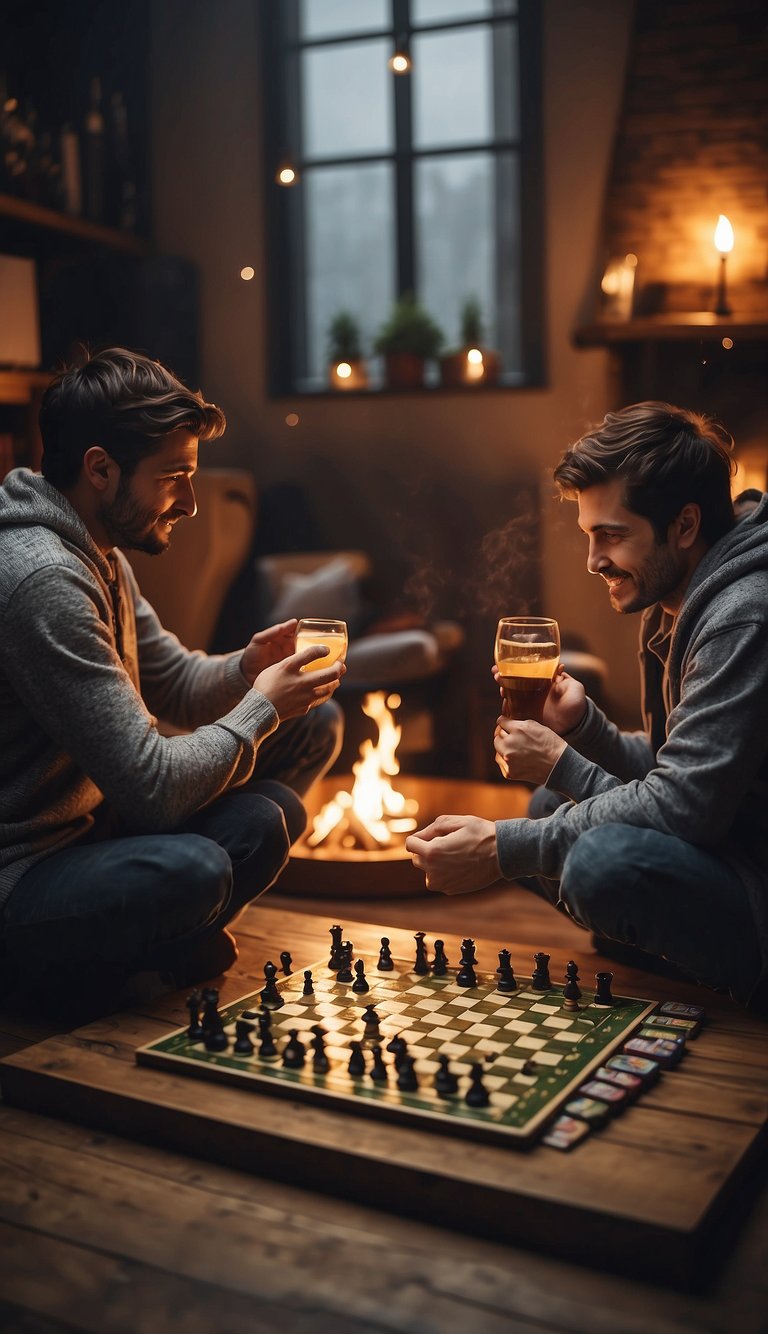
0, 348, 344, 1013
407, 402, 768, 1014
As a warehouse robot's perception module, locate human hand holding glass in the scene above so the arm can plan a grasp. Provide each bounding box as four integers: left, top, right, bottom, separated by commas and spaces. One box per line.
494, 617, 560, 723
295, 617, 348, 672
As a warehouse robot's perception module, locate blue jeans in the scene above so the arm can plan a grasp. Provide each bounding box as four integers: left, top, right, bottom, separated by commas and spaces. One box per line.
1, 702, 342, 983
523, 788, 761, 1005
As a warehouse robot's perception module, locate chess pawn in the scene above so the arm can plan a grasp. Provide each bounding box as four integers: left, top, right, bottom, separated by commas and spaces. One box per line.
465, 1062, 490, 1108
280, 950, 293, 975
369, 1045, 388, 1082
260, 961, 284, 1008
348, 1041, 366, 1077
352, 959, 370, 993
434, 1053, 459, 1097
362, 1004, 381, 1040
282, 1029, 306, 1068
377, 937, 394, 971
337, 943, 354, 983
396, 1054, 418, 1092
431, 940, 449, 976
302, 969, 315, 996
233, 1019, 255, 1054
311, 1025, 329, 1073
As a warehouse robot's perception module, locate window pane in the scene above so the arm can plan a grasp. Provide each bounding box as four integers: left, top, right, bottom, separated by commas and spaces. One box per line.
415, 151, 522, 374
302, 40, 392, 159
300, 0, 389, 40
412, 23, 518, 149
303, 164, 395, 386
412, 0, 516, 24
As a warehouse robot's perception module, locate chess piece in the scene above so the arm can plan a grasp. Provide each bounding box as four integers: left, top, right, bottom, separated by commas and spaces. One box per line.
186, 990, 204, 1040
377, 937, 394, 971
431, 940, 449, 975
203, 1027, 229, 1052
233, 1019, 255, 1054
352, 959, 370, 993
311, 1025, 329, 1073
496, 949, 517, 993
594, 971, 615, 1006
456, 939, 477, 988
329, 924, 344, 969
565, 960, 582, 998
337, 942, 354, 983
531, 952, 551, 990
434, 1053, 459, 1097
302, 970, 314, 996
260, 961, 284, 1008
280, 950, 293, 975
562, 960, 581, 1010
413, 931, 429, 975
370, 1045, 388, 1082
362, 1004, 381, 1040
348, 1041, 366, 1077
396, 1054, 418, 1092
386, 1034, 408, 1071
465, 1062, 490, 1108
258, 1008, 277, 1058
282, 1029, 306, 1068
201, 988, 225, 1041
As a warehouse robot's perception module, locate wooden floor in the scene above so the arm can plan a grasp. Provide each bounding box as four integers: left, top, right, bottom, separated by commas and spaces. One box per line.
0, 878, 766, 1333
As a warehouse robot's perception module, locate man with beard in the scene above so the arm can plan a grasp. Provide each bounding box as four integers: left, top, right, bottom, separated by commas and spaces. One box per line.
407, 402, 768, 1011
0, 348, 343, 1012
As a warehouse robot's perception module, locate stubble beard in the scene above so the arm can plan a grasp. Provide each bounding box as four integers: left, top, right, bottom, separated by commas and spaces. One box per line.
607, 542, 687, 615
99, 476, 173, 556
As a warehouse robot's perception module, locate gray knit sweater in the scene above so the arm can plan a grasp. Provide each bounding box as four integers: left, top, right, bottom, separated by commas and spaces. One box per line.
496, 496, 768, 1007
0, 469, 279, 907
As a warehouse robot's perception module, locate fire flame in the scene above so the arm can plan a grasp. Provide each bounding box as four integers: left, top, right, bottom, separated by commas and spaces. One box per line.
306, 692, 419, 850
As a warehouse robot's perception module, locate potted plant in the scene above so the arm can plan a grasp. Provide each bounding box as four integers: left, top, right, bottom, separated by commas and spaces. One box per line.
327, 310, 368, 390
374, 292, 444, 390
440, 297, 501, 387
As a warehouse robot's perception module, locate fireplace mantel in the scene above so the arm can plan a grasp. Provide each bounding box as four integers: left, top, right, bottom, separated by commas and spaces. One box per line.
574, 314, 768, 348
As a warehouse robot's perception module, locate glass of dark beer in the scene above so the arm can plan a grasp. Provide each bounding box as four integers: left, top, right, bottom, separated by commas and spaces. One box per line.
494, 617, 560, 722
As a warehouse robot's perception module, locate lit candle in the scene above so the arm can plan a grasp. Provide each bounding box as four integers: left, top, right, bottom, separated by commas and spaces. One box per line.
713, 214, 734, 316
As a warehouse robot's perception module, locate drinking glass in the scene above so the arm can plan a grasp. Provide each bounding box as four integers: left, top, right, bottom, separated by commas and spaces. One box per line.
494, 617, 560, 722
295, 617, 348, 672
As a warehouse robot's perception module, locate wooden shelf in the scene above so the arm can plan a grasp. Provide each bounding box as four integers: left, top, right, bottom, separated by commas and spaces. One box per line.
574, 313, 768, 347
0, 368, 52, 406
0, 193, 150, 256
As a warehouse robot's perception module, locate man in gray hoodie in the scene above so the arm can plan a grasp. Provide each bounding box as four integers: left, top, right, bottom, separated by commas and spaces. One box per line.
0, 348, 343, 1009
408, 403, 768, 1011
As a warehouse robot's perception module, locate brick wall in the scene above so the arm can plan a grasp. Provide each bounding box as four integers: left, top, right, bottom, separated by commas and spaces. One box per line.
602, 0, 768, 314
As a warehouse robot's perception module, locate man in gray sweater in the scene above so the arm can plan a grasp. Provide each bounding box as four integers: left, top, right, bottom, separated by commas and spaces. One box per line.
0, 349, 343, 1010
408, 403, 768, 1011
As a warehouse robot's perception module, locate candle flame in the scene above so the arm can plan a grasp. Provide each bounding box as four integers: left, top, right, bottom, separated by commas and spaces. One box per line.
714, 215, 734, 254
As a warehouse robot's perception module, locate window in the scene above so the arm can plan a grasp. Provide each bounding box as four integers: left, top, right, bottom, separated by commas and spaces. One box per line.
261, 0, 543, 393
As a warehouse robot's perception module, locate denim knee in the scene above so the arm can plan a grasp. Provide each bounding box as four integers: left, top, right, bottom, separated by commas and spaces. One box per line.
164, 835, 234, 926
559, 825, 633, 929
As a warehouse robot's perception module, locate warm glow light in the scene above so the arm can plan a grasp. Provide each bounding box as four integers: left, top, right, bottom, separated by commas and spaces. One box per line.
625, 252, 638, 268
388, 52, 411, 73
335, 361, 352, 379
465, 348, 485, 381
277, 165, 298, 186
467, 347, 483, 365
722, 337, 734, 350
240, 266, 255, 281
714, 215, 734, 254
285, 413, 299, 427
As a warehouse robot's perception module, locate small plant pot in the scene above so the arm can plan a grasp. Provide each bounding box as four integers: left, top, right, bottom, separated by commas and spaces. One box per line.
383, 351, 427, 390
328, 358, 368, 391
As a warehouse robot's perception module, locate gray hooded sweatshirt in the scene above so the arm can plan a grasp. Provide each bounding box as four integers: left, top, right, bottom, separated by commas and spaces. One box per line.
496, 496, 768, 1009
0, 468, 279, 907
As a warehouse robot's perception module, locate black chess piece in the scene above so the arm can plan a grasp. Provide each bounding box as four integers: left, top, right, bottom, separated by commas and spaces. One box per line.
362, 1004, 381, 1040
396, 1054, 418, 1092
282, 1029, 306, 1068
280, 950, 293, 975
369, 1045, 388, 1082
352, 959, 370, 993
377, 937, 394, 971
201, 987, 223, 1038
565, 960, 582, 997
434, 1053, 459, 1097
257, 1008, 277, 1058
310, 1025, 329, 1073
562, 960, 582, 1010
465, 1062, 490, 1108
496, 949, 517, 993
337, 942, 354, 983
204, 1027, 229, 1052
233, 1019, 255, 1054
302, 969, 314, 996
329, 924, 344, 969
431, 940, 449, 975
260, 961, 284, 1008
386, 1035, 408, 1071
413, 931, 429, 975
531, 952, 551, 990
348, 1041, 366, 1077
186, 990, 204, 1040
594, 970, 615, 1006
456, 939, 477, 988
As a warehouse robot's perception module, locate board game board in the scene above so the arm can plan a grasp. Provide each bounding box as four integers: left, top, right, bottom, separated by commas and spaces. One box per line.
136, 943, 657, 1145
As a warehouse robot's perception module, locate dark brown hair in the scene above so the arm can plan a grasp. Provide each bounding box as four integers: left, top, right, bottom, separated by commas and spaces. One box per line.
40, 347, 226, 488
553, 402, 736, 545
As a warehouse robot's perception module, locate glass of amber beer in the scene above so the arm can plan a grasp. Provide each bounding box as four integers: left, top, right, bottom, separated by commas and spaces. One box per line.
295, 617, 348, 672
494, 617, 560, 722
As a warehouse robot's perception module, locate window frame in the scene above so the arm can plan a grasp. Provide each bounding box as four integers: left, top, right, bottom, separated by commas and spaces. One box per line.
260, 0, 544, 396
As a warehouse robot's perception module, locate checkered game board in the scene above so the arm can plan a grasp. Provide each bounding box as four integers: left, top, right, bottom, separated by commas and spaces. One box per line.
137, 950, 656, 1144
